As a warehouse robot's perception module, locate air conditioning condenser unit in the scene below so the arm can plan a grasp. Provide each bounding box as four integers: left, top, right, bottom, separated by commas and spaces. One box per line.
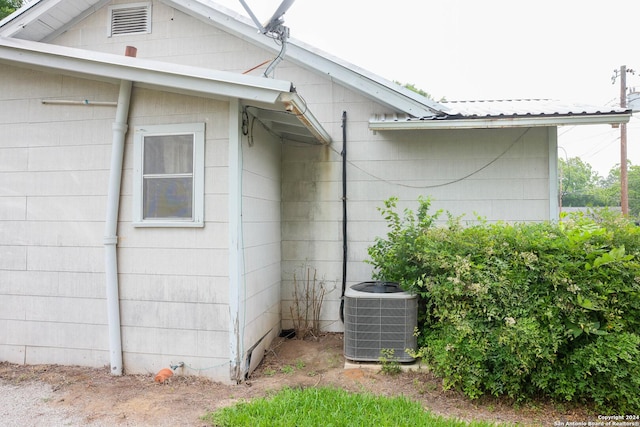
344, 281, 417, 362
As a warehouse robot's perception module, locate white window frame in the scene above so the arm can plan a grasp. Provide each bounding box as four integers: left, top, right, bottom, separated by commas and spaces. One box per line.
133, 123, 205, 227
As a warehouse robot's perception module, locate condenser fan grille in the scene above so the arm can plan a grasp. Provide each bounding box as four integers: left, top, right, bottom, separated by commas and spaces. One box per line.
344, 284, 417, 362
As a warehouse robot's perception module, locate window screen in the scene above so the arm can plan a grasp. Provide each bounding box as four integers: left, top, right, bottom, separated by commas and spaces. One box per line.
142, 134, 194, 219
133, 123, 205, 227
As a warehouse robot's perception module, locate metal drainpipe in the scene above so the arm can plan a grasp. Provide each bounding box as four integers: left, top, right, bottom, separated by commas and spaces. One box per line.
340, 111, 347, 322
104, 46, 136, 376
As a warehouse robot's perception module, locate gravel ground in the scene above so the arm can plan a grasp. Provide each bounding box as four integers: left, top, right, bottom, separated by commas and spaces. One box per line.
1, 382, 87, 427
0, 335, 592, 427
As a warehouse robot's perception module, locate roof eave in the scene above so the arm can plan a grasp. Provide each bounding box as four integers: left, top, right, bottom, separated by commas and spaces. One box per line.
278, 92, 332, 145
0, 0, 49, 33
0, 36, 332, 145
0, 37, 291, 104
369, 113, 632, 131
286, 43, 444, 118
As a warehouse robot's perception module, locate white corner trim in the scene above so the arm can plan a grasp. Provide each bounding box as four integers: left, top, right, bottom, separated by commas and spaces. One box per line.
549, 127, 559, 221
228, 99, 244, 382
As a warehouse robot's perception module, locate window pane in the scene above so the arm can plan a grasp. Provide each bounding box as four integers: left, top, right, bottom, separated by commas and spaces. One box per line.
143, 134, 194, 174
143, 177, 193, 219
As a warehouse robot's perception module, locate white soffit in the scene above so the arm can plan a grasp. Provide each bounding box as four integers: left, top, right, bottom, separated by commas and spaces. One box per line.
0, 0, 111, 41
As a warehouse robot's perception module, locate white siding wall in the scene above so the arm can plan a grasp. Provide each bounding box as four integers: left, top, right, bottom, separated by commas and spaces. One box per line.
0, 63, 117, 366
237, 120, 282, 376
1, 0, 283, 381
0, 62, 235, 380
118, 88, 232, 379
53, 0, 276, 75
1, 0, 555, 360
51, 0, 551, 333
279, 81, 552, 332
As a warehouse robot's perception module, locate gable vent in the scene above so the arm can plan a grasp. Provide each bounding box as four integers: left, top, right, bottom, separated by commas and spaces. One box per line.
109, 3, 151, 37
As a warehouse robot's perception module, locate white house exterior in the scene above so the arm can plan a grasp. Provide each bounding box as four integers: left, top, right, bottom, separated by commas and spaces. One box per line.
0, 0, 630, 382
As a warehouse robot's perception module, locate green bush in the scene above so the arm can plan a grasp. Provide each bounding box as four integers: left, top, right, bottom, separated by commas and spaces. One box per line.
367, 198, 640, 413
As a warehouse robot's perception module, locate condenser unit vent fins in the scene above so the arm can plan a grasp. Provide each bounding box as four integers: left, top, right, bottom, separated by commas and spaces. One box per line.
344, 282, 417, 362
109, 3, 151, 37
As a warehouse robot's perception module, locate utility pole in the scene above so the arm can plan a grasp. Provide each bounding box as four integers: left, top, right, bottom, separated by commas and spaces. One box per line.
613, 65, 634, 215
620, 65, 629, 215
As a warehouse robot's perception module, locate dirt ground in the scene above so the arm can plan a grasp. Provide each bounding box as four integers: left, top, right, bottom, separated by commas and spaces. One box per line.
0, 333, 594, 426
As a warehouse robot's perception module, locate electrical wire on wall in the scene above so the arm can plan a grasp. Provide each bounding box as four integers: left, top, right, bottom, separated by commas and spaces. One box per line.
242, 104, 322, 147
324, 127, 532, 190
241, 110, 533, 208
240, 108, 534, 328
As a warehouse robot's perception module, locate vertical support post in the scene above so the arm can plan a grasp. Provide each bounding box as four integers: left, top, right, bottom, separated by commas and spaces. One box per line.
620, 65, 629, 216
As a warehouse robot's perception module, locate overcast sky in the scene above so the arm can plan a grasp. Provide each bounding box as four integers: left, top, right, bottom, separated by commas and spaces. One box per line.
215, 0, 640, 176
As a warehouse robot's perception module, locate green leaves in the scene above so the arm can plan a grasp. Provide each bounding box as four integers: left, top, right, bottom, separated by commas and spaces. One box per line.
585, 245, 633, 270
565, 320, 607, 338
0, 0, 22, 20
367, 200, 640, 413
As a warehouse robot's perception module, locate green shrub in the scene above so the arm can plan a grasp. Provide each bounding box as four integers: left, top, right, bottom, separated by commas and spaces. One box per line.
367, 198, 640, 413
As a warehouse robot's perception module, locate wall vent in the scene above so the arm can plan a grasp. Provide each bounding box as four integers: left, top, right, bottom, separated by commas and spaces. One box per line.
109, 3, 151, 37
344, 282, 417, 362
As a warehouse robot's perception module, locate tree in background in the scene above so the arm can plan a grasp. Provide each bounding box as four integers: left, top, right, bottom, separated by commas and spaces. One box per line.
395, 81, 446, 102
600, 165, 622, 207
559, 157, 608, 207
0, 0, 22, 20
605, 163, 640, 217
560, 157, 640, 219
628, 165, 640, 217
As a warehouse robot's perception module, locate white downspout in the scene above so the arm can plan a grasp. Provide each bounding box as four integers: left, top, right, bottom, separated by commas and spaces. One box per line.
104, 46, 136, 376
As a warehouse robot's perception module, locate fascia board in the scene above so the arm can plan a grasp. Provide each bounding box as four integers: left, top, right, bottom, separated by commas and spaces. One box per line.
0, 37, 291, 103
161, 0, 444, 118
0, 0, 56, 36
278, 92, 332, 144
369, 114, 632, 131
283, 42, 442, 118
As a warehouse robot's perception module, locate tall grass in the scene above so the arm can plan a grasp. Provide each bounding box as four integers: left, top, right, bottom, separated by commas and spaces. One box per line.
203, 387, 502, 427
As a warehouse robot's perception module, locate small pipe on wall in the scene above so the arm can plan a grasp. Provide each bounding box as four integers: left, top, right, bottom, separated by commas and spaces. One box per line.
42, 99, 117, 106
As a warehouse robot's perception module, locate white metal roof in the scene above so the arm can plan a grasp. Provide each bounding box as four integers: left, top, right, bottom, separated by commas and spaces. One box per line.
441, 99, 627, 118
369, 99, 631, 130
